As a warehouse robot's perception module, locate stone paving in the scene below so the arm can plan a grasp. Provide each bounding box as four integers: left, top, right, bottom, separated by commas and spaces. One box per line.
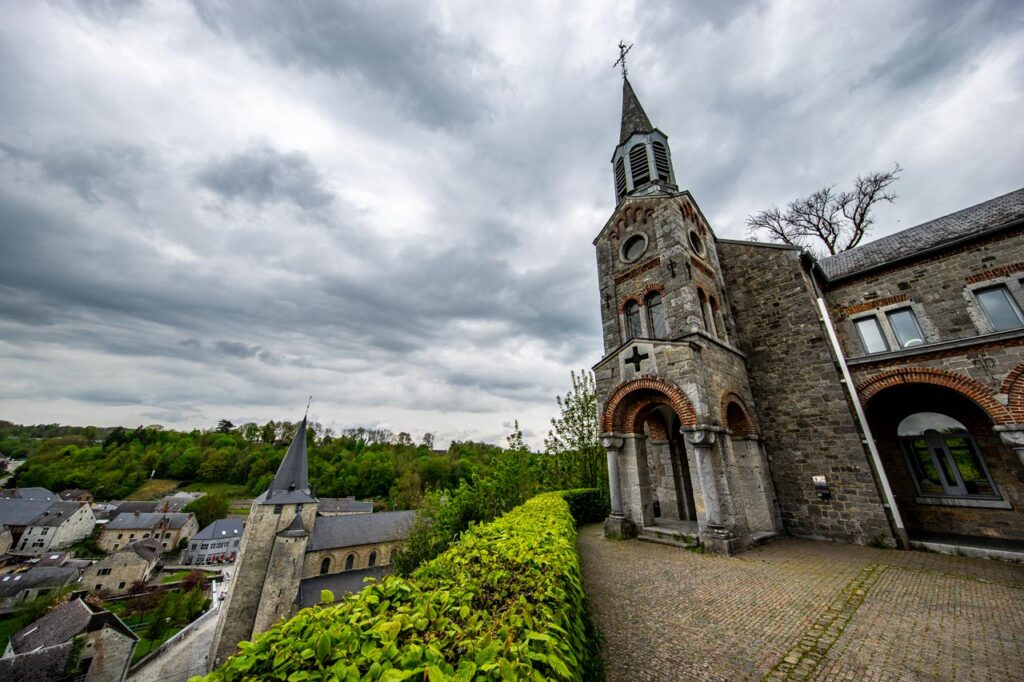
577, 525, 1024, 681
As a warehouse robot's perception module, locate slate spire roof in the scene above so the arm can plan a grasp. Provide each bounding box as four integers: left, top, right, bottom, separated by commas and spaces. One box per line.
261, 416, 316, 505
619, 77, 654, 145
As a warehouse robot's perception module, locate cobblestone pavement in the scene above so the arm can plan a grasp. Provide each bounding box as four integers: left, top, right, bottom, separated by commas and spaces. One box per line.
577, 525, 1024, 681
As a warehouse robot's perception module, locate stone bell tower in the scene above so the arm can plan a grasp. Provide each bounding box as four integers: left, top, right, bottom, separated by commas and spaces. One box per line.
593, 62, 781, 554
210, 416, 318, 666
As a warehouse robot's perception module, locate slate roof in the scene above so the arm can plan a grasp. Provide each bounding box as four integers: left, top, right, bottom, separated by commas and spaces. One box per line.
318, 497, 373, 514
0, 499, 60, 527
619, 78, 654, 145
111, 501, 159, 517
104, 511, 192, 531
260, 416, 316, 505
308, 511, 415, 551
8, 597, 137, 654
0, 488, 55, 501
297, 566, 389, 607
0, 565, 79, 598
193, 518, 244, 542
0, 641, 74, 680
819, 187, 1024, 280
124, 537, 163, 562
58, 489, 90, 500
27, 501, 85, 527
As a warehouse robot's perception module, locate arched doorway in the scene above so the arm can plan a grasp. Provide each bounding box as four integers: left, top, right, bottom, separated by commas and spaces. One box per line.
635, 404, 697, 523
865, 383, 1024, 542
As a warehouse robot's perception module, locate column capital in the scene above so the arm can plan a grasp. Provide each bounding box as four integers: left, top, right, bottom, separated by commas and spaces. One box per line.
600, 433, 625, 450
681, 425, 723, 447
994, 424, 1024, 449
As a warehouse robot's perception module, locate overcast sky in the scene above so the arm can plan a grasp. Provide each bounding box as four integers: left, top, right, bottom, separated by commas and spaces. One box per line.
1, 0, 1023, 448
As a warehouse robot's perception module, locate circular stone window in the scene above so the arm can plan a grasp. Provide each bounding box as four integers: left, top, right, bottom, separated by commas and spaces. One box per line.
688, 230, 706, 257
620, 233, 648, 263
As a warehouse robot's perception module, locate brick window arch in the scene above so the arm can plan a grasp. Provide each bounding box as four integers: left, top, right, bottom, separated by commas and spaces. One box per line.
857, 367, 1012, 425
1002, 363, 1024, 423
721, 393, 757, 437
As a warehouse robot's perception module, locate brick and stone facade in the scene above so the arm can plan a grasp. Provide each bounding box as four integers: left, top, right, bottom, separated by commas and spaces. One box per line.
595, 75, 1024, 553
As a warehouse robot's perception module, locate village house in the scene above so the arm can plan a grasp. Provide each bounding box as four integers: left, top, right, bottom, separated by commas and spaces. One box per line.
13, 501, 95, 555
1, 597, 137, 681
181, 518, 244, 566
97, 511, 198, 553
0, 559, 86, 612
59, 489, 94, 503
82, 538, 162, 595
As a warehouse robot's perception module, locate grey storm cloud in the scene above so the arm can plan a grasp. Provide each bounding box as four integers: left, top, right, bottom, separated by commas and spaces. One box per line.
195, 145, 334, 210
0, 1, 1022, 445
190, 0, 498, 128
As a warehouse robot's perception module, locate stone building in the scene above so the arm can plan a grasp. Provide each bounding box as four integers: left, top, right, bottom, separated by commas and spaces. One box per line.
97, 511, 198, 553
2, 597, 137, 681
210, 418, 414, 667
596, 75, 1024, 555
83, 537, 162, 595
0, 498, 95, 555
181, 518, 244, 566
0, 561, 85, 612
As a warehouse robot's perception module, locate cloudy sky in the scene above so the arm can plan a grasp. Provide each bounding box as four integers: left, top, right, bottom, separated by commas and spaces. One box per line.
1, 0, 1023, 447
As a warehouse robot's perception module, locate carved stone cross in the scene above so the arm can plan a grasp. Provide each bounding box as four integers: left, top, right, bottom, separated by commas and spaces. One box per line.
625, 346, 649, 372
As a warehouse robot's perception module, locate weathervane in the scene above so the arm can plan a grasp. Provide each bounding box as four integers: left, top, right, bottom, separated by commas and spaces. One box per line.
614, 41, 633, 79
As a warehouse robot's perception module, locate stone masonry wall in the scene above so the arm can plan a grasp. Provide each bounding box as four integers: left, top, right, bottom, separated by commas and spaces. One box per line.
718, 241, 893, 544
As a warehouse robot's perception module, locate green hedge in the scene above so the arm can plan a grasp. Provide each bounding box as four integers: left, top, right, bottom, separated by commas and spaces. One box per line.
199, 492, 602, 681
558, 489, 609, 525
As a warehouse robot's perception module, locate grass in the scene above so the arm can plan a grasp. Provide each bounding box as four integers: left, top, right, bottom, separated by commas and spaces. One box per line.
159, 570, 193, 584
180, 482, 250, 498
0, 614, 30, 651
127, 478, 181, 500
132, 628, 181, 663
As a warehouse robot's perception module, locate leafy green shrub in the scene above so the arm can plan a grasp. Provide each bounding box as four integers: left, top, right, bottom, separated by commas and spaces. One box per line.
559, 488, 609, 525
200, 492, 602, 681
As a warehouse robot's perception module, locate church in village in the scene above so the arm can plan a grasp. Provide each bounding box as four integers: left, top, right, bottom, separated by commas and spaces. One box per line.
595, 73, 1024, 555
210, 418, 414, 665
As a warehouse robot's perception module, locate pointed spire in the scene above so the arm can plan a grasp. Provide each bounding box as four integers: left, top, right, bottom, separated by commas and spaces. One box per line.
262, 416, 315, 504
620, 78, 654, 145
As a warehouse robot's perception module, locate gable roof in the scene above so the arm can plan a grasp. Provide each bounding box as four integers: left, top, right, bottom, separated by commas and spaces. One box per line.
309, 511, 415, 551
0, 565, 79, 598
9, 597, 137, 654
0, 499, 61, 527
0, 488, 56, 501
318, 498, 373, 514
123, 537, 163, 562
104, 511, 193, 531
0, 641, 74, 680
819, 187, 1024, 280
27, 501, 86, 527
193, 518, 244, 541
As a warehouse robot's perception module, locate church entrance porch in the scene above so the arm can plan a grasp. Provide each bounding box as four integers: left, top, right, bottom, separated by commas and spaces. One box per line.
600, 378, 780, 554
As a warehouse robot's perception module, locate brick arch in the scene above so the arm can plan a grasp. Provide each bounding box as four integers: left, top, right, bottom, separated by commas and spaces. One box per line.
721, 392, 757, 437
639, 282, 666, 300
633, 404, 670, 439
601, 378, 698, 434
857, 367, 1013, 425
617, 294, 642, 314
1002, 363, 1024, 423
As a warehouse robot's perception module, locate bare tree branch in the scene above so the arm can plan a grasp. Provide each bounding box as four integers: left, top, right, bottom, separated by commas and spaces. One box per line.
746, 164, 902, 256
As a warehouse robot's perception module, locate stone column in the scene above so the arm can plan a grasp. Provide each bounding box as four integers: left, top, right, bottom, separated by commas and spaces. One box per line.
995, 425, 1024, 468
601, 435, 636, 539
684, 427, 739, 555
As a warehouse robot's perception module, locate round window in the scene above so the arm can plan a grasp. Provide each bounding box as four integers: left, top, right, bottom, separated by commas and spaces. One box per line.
621, 234, 648, 263
688, 230, 705, 256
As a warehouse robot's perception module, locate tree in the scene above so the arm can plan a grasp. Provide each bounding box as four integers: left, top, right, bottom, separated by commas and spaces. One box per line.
215, 419, 234, 434
183, 493, 230, 528
746, 164, 901, 256
544, 370, 605, 490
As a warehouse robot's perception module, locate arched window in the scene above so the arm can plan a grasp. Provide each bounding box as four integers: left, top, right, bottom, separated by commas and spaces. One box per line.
368, 550, 377, 567
614, 157, 627, 199
898, 412, 998, 498
319, 557, 330, 575
697, 289, 714, 336
652, 141, 670, 182
344, 553, 355, 570
625, 300, 642, 340
646, 292, 666, 339
710, 296, 726, 341
628, 144, 650, 186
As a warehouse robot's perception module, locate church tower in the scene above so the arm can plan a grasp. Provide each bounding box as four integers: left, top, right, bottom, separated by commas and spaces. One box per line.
594, 64, 781, 554
210, 417, 318, 666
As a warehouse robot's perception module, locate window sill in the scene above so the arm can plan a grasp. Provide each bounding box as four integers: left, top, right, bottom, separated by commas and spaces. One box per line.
914, 496, 1012, 510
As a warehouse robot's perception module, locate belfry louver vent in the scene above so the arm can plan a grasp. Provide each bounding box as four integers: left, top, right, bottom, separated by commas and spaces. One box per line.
652, 142, 670, 182
614, 157, 627, 199
629, 144, 650, 187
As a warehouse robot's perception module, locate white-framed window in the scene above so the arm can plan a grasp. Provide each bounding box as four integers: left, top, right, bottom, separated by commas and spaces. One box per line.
899, 412, 1000, 500
854, 316, 889, 354
885, 308, 925, 348
975, 284, 1024, 332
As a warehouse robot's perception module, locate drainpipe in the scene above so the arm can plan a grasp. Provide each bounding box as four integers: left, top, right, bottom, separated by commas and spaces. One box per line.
815, 295, 910, 548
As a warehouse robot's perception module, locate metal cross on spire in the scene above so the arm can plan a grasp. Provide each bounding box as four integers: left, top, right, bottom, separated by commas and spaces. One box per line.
613, 41, 633, 79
